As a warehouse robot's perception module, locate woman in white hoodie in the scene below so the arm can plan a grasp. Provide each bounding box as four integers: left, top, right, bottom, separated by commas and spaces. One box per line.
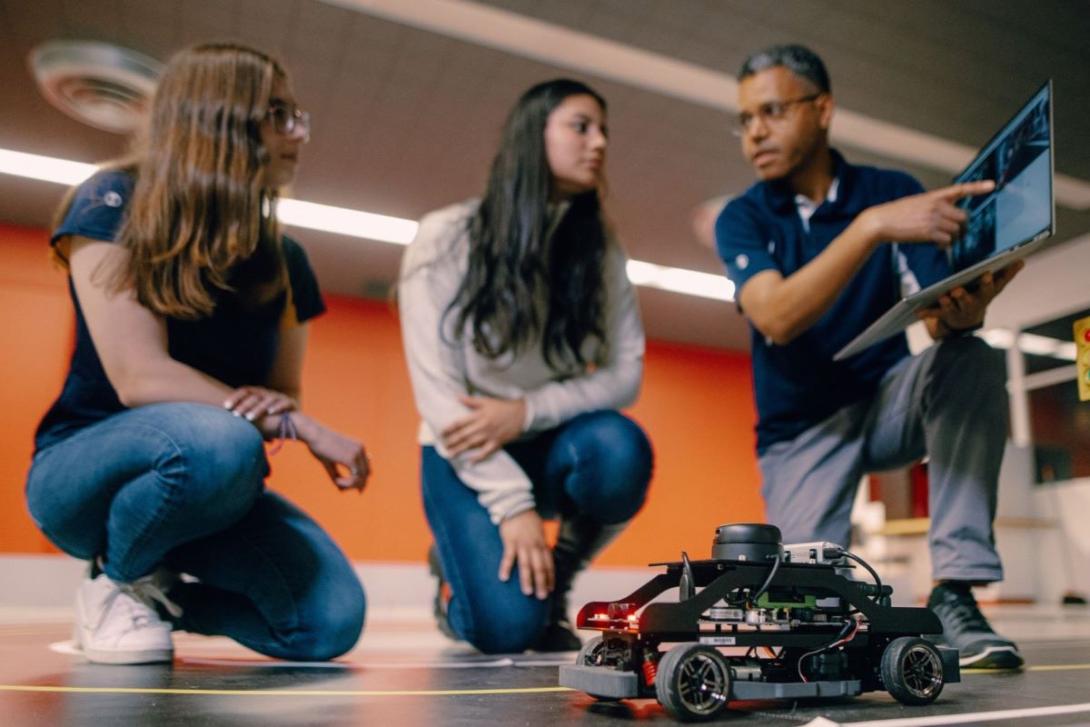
399, 79, 653, 653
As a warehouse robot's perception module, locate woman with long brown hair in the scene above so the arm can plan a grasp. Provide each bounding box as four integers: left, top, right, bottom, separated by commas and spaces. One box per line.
24, 42, 368, 664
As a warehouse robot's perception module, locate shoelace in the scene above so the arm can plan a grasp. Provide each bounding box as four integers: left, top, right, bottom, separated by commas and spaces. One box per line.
120, 576, 184, 620
90, 581, 178, 633
938, 593, 990, 633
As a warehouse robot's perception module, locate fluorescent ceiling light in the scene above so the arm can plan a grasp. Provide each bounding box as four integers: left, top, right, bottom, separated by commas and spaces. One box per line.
278, 198, 417, 245
627, 259, 734, 302
1, 146, 734, 301
979, 328, 1077, 362
979, 328, 1016, 349
1017, 331, 1061, 357
1019, 332, 1077, 361
5, 147, 1082, 359
0, 148, 97, 185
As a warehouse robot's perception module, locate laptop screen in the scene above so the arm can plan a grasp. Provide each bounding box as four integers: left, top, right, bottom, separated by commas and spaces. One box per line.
950, 81, 1053, 272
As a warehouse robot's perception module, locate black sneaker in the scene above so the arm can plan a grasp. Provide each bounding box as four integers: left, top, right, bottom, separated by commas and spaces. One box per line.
427, 545, 458, 641
928, 582, 1023, 669
532, 619, 582, 652
531, 585, 583, 652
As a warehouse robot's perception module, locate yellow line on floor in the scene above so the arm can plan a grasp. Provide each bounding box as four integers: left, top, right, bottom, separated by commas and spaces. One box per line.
3, 664, 1089, 699
1026, 663, 1090, 672
0, 684, 576, 697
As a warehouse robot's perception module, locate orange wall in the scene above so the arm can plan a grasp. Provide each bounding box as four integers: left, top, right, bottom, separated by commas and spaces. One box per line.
0, 222, 763, 566
0, 225, 74, 555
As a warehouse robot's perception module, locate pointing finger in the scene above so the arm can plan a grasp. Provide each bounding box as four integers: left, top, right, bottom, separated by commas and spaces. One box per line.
936, 179, 995, 200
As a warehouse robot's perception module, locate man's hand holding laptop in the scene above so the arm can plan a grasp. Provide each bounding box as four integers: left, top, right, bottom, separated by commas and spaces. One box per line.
916, 260, 1023, 338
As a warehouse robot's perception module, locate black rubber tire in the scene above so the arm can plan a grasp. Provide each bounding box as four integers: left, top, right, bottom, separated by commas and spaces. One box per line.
881, 636, 945, 705
579, 635, 608, 666
578, 636, 622, 702
655, 644, 731, 721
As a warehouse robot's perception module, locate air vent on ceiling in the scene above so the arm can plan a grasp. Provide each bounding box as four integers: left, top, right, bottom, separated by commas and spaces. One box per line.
29, 40, 163, 134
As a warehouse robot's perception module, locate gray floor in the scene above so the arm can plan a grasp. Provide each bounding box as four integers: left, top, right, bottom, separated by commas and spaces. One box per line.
2, 605, 1089, 726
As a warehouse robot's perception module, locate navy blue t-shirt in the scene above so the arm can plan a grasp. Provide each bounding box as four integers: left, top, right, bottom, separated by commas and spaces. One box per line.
715, 150, 950, 454
34, 169, 326, 452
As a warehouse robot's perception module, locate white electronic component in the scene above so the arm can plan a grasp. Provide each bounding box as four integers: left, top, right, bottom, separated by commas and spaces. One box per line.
782, 541, 845, 565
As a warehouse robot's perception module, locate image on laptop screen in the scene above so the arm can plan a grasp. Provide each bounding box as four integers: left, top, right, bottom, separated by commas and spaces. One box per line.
949, 82, 1052, 272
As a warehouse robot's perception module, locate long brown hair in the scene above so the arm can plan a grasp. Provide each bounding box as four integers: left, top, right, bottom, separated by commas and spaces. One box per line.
111, 42, 288, 318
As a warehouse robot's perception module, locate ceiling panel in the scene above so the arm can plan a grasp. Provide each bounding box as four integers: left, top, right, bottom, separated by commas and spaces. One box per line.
1, 0, 1088, 353
481, 0, 1090, 178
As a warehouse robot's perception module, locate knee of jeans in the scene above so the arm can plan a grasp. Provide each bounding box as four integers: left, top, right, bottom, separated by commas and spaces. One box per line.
570, 412, 653, 519
282, 578, 366, 661
169, 405, 267, 512
186, 405, 266, 474
460, 595, 547, 655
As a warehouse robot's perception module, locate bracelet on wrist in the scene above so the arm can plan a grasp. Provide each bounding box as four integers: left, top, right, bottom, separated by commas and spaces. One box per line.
267, 413, 298, 455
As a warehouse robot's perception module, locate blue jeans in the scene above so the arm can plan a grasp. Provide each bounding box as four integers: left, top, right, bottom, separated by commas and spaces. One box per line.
25, 403, 365, 661
422, 410, 653, 654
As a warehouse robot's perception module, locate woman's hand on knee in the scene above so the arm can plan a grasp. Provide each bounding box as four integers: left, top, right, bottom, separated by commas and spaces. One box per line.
224, 386, 297, 422
498, 509, 553, 600
441, 396, 526, 463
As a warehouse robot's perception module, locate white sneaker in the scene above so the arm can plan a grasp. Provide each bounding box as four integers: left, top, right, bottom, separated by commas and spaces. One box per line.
73, 569, 180, 665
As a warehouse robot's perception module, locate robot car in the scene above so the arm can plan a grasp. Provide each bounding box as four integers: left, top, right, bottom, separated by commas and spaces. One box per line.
559, 523, 959, 721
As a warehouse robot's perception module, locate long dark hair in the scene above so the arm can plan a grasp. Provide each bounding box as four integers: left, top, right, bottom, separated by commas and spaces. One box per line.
447, 78, 610, 369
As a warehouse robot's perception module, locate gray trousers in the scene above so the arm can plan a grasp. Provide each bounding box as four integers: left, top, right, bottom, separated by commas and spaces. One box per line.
758, 336, 1007, 582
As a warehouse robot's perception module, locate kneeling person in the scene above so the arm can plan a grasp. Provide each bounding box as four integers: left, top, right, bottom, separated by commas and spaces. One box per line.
25, 43, 369, 665
399, 79, 653, 654
715, 44, 1022, 668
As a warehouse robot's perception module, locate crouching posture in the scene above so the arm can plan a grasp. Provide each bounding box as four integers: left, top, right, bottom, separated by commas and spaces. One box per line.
25, 43, 369, 665
399, 79, 653, 653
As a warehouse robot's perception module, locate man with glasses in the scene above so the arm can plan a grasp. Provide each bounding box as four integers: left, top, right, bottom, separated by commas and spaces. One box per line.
715, 44, 1023, 669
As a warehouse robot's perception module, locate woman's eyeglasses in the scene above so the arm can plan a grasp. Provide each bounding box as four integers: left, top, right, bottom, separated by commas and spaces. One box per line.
265, 102, 311, 140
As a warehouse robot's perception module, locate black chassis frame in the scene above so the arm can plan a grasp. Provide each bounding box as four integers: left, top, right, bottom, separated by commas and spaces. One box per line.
559, 557, 960, 701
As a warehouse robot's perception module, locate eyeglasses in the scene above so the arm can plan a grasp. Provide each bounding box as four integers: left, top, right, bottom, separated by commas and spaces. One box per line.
731, 93, 822, 137
265, 102, 311, 140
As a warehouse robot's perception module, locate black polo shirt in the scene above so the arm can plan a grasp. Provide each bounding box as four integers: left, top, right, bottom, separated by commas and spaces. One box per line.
716, 150, 950, 454
34, 169, 325, 452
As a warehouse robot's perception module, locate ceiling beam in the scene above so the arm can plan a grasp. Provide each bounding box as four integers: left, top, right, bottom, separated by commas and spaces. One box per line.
324, 0, 1090, 210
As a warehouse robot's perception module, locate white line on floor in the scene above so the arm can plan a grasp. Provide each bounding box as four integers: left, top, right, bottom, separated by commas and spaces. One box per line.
805, 701, 1090, 727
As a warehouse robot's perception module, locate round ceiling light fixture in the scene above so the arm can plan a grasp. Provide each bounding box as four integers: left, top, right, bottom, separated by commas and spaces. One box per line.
29, 40, 162, 134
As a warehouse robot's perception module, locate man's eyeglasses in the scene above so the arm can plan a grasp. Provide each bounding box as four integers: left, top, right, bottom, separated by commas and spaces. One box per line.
732, 93, 822, 137
265, 102, 311, 140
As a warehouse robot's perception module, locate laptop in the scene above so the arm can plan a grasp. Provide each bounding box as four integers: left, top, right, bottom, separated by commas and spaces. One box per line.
834, 80, 1055, 361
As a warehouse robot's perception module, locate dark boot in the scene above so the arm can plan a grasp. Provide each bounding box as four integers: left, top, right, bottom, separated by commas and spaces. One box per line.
427, 544, 458, 641
534, 515, 629, 652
